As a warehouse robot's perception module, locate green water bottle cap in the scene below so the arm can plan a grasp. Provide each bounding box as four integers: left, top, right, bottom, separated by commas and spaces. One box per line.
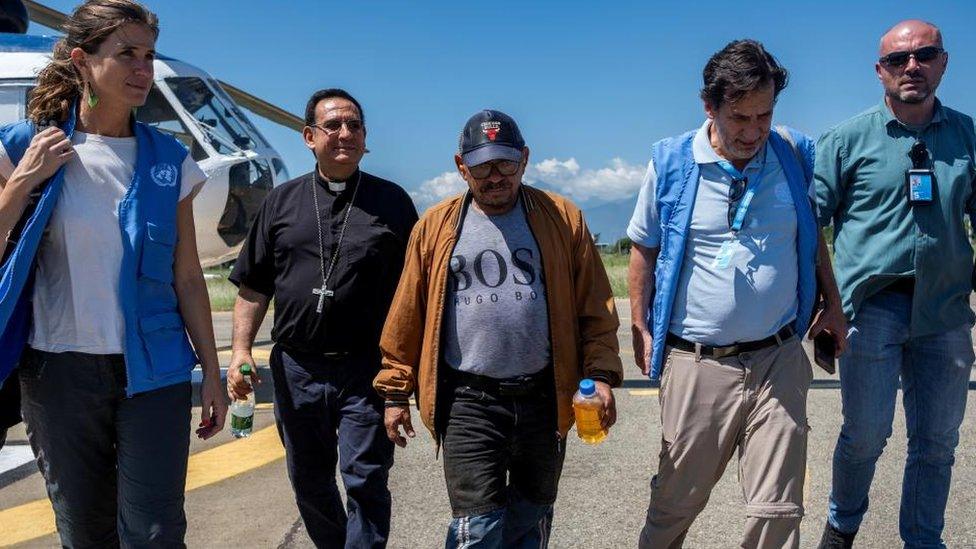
240, 363, 252, 375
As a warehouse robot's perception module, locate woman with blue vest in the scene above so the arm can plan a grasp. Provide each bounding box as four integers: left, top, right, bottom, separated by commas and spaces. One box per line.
0, 1, 227, 546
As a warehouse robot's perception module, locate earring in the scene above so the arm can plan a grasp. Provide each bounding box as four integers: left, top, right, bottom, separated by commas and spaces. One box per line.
86, 83, 98, 109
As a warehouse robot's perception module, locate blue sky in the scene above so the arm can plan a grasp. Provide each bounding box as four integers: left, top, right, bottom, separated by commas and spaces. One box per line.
30, 0, 976, 220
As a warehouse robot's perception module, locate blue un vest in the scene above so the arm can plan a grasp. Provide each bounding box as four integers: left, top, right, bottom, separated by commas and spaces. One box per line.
647, 126, 819, 379
0, 111, 198, 395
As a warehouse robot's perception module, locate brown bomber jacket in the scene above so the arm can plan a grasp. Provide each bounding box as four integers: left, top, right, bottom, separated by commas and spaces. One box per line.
372, 185, 623, 439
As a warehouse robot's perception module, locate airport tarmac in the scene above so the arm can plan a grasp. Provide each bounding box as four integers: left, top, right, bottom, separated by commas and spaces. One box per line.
2, 300, 976, 548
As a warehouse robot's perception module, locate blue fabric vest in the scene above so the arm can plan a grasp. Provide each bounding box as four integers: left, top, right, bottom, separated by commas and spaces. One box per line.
647, 126, 818, 379
0, 112, 197, 395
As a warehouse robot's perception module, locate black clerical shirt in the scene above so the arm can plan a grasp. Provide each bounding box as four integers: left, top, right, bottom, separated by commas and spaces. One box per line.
230, 169, 418, 355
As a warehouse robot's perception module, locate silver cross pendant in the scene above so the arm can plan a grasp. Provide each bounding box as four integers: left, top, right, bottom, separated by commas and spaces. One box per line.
312, 283, 334, 314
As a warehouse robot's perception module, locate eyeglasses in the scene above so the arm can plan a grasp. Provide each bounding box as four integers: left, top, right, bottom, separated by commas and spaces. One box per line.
909, 139, 929, 169
468, 159, 520, 179
727, 176, 748, 228
310, 119, 364, 135
879, 46, 944, 68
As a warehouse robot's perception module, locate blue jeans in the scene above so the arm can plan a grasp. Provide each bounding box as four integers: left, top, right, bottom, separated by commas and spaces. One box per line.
271, 346, 394, 549
828, 290, 972, 548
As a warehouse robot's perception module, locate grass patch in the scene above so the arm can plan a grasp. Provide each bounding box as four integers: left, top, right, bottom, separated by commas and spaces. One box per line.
204, 267, 238, 312
601, 252, 629, 297
205, 255, 631, 311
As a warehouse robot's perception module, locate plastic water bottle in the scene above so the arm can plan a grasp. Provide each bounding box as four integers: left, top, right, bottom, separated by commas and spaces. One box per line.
230, 363, 255, 438
573, 379, 607, 444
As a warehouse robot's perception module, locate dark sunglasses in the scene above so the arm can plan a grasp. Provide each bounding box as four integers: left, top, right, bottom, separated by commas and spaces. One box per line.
727, 177, 748, 228
879, 46, 944, 68
468, 159, 520, 179
311, 119, 364, 135
909, 139, 929, 169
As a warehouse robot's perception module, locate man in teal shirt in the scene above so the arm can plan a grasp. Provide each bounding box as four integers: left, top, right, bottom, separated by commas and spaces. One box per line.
815, 20, 976, 549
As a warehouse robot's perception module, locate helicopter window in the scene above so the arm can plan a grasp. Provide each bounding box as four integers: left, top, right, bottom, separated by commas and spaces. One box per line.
0, 85, 28, 125
135, 84, 207, 161
166, 76, 257, 156
207, 79, 270, 148
217, 159, 273, 247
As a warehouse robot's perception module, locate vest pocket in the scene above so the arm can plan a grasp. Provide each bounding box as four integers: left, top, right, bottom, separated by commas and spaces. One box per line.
139, 312, 191, 378
141, 222, 176, 284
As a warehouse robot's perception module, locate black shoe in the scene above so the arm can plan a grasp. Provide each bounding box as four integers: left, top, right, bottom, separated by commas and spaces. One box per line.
817, 521, 857, 549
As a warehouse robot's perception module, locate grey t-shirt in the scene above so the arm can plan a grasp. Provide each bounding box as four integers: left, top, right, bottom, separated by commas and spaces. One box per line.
442, 199, 551, 378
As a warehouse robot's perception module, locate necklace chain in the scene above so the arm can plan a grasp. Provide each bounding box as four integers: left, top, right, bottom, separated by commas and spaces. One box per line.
311, 171, 361, 294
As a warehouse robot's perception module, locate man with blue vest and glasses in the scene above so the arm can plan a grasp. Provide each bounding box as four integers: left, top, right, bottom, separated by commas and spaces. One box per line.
816, 20, 976, 549
628, 40, 847, 548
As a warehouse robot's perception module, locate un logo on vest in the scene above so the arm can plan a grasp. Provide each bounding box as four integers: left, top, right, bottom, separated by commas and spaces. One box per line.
150, 163, 179, 187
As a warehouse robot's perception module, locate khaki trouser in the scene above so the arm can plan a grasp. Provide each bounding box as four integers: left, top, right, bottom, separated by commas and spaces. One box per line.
639, 335, 812, 549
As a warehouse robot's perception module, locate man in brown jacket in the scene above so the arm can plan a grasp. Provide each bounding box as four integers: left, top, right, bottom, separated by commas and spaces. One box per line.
374, 109, 623, 548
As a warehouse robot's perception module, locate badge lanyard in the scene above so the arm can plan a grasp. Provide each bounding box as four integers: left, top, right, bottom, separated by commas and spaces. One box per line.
711, 157, 765, 269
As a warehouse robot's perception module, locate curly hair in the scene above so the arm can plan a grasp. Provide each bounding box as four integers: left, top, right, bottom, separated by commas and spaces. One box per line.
27, 0, 158, 124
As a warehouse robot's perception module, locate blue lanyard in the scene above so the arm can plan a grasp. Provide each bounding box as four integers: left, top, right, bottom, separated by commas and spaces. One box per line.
716, 156, 765, 233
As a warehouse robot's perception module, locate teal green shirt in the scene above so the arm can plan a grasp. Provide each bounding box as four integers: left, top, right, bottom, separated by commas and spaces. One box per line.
815, 100, 976, 335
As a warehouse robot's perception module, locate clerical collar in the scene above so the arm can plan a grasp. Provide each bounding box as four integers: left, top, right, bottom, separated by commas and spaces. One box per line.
315, 169, 360, 193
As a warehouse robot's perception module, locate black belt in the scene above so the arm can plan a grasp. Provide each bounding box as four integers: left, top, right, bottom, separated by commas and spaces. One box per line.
885, 277, 915, 295
446, 367, 551, 397
666, 325, 794, 360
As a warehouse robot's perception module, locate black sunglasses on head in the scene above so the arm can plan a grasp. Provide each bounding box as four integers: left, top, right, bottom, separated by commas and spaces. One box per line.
879, 46, 944, 67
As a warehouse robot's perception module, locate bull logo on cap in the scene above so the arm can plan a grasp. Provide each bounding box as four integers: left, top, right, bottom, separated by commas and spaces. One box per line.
481, 121, 501, 141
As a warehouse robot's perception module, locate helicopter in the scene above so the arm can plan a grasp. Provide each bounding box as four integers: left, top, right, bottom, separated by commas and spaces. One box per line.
0, 0, 304, 266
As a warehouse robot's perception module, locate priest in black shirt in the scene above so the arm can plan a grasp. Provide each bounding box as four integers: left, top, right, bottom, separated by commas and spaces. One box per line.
228, 88, 418, 549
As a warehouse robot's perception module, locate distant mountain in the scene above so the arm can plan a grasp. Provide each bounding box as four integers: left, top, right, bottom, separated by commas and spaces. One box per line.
581, 198, 637, 243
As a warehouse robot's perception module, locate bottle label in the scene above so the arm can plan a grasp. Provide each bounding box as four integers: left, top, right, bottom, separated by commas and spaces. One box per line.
231, 413, 254, 431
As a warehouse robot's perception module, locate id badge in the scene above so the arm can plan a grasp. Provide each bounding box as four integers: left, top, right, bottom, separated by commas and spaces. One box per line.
907, 169, 934, 204
711, 240, 735, 269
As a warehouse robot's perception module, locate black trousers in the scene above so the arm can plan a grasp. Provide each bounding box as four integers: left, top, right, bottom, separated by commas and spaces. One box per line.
440, 376, 565, 518
0, 370, 21, 449
19, 348, 191, 549
271, 346, 394, 549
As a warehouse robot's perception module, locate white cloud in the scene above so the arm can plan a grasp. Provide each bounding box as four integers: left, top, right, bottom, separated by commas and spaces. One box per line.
412, 157, 645, 211
526, 157, 644, 203
409, 170, 467, 211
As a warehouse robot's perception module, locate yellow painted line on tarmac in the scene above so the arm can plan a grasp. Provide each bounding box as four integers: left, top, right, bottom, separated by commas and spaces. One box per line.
217, 348, 272, 362
0, 499, 55, 546
628, 388, 659, 397
184, 425, 284, 491
0, 425, 285, 546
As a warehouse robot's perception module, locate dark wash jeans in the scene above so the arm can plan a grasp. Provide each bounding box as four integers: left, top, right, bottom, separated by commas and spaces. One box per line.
19, 348, 191, 549
440, 375, 566, 548
271, 345, 394, 549
828, 290, 973, 547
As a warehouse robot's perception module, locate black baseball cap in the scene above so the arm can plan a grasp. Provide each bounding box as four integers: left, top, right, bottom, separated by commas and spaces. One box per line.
458, 109, 525, 166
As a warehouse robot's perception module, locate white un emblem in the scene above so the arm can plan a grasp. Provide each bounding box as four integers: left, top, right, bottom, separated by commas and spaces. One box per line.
150, 163, 179, 187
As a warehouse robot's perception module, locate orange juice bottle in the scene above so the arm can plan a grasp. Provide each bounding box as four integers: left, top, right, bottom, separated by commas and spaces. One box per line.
573, 379, 607, 444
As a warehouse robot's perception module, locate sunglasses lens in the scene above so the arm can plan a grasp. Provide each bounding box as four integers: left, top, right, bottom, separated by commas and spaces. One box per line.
915, 47, 941, 62
728, 178, 747, 201
884, 52, 910, 66
469, 165, 489, 178
496, 161, 518, 175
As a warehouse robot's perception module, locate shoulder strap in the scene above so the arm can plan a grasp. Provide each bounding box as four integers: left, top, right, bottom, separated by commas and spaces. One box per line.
774, 125, 804, 177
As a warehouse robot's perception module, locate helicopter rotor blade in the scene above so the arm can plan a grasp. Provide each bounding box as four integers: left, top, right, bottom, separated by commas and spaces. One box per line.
23, 0, 66, 32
